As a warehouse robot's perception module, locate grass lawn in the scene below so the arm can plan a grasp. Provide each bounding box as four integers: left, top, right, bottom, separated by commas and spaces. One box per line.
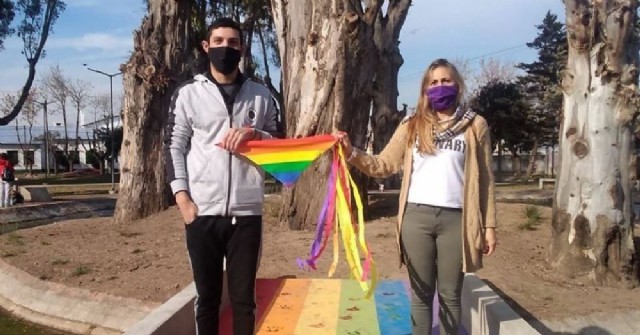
0, 309, 69, 335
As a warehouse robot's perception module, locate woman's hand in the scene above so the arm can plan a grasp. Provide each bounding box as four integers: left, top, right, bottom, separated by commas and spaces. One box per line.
483, 228, 497, 256
333, 131, 353, 157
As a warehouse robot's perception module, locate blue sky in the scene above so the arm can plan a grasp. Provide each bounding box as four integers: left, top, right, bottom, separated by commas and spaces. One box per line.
0, 0, 564, 124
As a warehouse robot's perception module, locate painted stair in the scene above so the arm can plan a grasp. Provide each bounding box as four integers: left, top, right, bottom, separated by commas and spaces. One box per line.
125, 275, 539, 335
220, 278, 466, 335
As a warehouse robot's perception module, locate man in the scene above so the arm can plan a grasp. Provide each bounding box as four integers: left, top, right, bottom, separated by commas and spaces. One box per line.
0, 153, 15, 208
163, 18, 280, 335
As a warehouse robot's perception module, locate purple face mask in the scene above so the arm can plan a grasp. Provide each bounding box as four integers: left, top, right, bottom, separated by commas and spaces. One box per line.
425, 85, 458, 111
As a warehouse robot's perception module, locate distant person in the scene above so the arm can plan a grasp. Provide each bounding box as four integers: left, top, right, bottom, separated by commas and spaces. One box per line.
334, 58, 497, 335
163, 17, 280, 335
0, 153, 16, 208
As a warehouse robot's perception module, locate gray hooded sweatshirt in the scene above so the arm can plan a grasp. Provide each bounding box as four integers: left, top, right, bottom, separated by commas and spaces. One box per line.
164, 73, 279, 216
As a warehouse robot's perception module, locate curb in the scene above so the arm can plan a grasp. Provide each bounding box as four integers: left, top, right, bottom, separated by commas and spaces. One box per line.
462, 274, 540, 335
0, 198, 115, 232
0, 258, 158, 334
124, 274, 229, 335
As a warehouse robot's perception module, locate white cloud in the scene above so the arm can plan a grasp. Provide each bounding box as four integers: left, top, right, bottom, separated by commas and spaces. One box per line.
47, 33, 133, 52
64, 0, 102, 7
63, 0, 146, 17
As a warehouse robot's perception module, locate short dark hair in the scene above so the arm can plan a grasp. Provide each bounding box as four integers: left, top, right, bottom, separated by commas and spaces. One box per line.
206, 17, 243, 45
0, 153, 8, 160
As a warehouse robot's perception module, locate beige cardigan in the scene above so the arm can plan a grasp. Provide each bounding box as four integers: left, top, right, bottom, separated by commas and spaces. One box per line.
350, 115, 496, 273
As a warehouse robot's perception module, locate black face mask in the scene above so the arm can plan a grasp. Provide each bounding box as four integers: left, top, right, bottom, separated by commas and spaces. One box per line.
207, 46, 241, 75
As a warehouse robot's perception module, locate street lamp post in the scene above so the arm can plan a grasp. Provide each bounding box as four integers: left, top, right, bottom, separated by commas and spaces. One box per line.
84, 64, 122, 193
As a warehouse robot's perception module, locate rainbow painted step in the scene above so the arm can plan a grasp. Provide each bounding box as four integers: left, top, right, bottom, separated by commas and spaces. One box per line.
219, 278, 468, 335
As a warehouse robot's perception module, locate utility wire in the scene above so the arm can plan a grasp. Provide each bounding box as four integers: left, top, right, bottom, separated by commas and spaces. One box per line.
399, 43, 528, 80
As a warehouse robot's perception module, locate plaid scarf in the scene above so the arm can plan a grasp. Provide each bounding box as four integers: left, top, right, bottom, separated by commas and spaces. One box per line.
433, 107, 476, 143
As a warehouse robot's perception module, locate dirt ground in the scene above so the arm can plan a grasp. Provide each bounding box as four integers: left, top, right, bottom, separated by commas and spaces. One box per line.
1, 194, 639, 324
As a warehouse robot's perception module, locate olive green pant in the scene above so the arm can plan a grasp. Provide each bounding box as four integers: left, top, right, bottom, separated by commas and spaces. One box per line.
401, 203, 464, 335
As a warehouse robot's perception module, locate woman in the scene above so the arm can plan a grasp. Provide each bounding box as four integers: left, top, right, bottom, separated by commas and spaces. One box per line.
0, 153, 16, 208
335, 58, 497, 335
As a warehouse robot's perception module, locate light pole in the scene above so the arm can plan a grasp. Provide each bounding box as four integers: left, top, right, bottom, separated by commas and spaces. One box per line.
84, 64, 122, 193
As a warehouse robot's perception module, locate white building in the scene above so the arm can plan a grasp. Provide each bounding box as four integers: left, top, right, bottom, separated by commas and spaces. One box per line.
0, 124, 102, 172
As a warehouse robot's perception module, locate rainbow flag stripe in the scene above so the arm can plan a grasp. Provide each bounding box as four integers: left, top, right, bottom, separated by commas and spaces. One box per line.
219, 278, 469, 335
235, 135, 337, 186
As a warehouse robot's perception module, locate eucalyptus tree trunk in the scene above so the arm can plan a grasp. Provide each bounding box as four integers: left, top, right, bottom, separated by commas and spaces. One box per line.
114, 0, 195, 224
271, 1, 385, 230
371, 0, 411, 190
551, 0, 639, 286
526, 139, 539, 178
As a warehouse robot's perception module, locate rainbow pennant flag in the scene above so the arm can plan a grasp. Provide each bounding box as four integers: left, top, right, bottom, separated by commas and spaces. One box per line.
234, 134, 337, 187
231, 134, 377, 297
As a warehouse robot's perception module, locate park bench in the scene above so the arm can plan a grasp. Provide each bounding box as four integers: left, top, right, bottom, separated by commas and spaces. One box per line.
18, 186, 52, 202
538, 178, 556, 190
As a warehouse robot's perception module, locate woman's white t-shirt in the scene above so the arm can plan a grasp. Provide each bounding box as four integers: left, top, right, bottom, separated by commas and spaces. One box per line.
407, 132, 466, 208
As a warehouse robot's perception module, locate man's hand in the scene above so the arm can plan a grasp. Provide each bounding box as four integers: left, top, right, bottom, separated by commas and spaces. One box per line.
175, 191, 198, 225
483, 227, 497, 256
221, 127, 257, 152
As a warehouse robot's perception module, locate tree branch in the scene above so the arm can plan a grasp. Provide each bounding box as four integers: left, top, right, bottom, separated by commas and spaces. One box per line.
386, 0, 412, 39
0, 0, 61, 126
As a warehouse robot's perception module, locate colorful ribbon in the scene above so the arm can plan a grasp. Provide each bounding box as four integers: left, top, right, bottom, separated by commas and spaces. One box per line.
298, 144, 377, 298
233, 135, 377, 297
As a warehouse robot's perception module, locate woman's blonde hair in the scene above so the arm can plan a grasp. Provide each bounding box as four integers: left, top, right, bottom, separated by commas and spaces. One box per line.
407, 58, 466, 155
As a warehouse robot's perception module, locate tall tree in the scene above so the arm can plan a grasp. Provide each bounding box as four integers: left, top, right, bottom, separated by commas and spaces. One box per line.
470, 80, 533, 175
271, 1, 409, 229
0, 0, 66, 126
369, 0, 411, 190
517, 11, 567, 177
0, 0, 15, 50
114, 0, 195, 224
67, 78, 93, 162
14, 90, 39, 174
475, 58, 518, 87
87, 94, 112, 174
41, 64, 72, 171
552, 0, 639, 286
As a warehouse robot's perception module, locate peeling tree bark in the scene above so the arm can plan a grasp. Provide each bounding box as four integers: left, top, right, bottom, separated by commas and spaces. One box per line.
371, 0, 411, 189
114, 0, 194, 224
271, 1, 385, 230
551, 0, 639, 286
526, 139, 539, 178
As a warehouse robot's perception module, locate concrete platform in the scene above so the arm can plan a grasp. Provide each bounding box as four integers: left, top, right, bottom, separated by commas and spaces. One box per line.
0, 258, 158, 335
126, 274, 540, 335
19, 186, 53, 202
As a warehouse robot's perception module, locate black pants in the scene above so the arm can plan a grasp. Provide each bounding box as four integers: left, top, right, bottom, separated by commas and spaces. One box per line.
186, 215, 262, 335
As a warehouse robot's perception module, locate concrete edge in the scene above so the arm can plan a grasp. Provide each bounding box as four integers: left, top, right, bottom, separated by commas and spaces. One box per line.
127, 273, 539, 335
0, 199, 116, 227
0, 258, 159, 334
461, 273, 541, 335
124, 273, 229, 335
122, 283, 197, 335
